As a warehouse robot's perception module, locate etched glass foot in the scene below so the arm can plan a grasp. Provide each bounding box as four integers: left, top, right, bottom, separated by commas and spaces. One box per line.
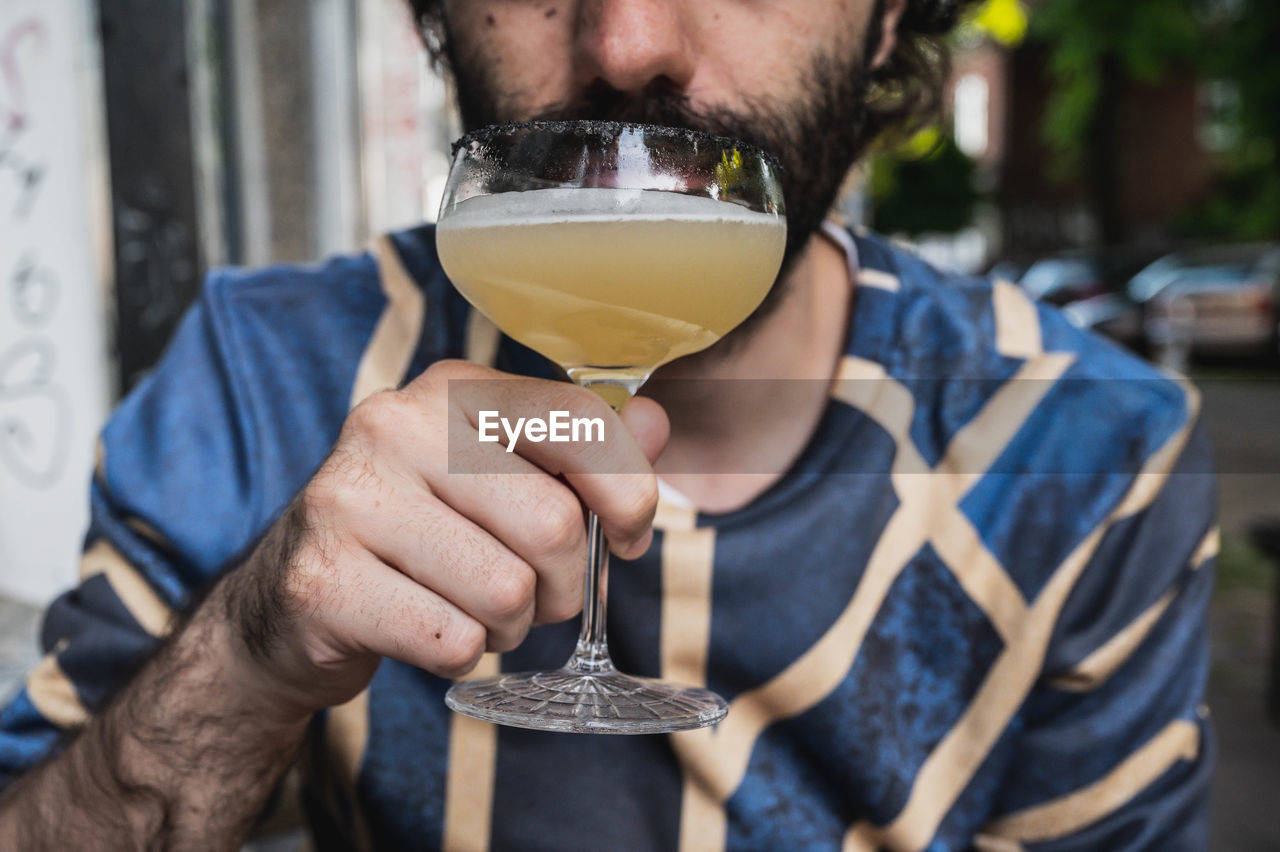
445, 668, 728, 734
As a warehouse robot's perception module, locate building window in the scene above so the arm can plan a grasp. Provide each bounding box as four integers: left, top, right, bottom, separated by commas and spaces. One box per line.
1197, 79, 1242, 153
1197, 0, 1246, 24
954, 73, 989, 158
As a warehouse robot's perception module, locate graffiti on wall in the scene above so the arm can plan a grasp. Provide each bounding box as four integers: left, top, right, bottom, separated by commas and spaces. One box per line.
0, 15, 72, 490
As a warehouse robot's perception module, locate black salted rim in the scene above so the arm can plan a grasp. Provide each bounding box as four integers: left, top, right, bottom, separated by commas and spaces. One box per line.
451, 119, 782, 171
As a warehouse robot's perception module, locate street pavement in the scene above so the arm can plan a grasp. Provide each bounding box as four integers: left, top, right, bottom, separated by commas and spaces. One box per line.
0, 597, 40, 708
1199, 370, 1280, 850
1202, 376, 1280, 530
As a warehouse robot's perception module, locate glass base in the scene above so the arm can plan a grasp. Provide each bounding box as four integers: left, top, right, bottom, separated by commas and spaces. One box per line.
445, 668, 728, 734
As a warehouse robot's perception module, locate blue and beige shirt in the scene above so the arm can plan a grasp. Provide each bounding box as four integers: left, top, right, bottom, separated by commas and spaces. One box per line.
0, 225, 1216, 850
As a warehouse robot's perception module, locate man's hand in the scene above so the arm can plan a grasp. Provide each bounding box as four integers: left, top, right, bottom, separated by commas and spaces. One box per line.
0, 361, 666, 849
223, 359, 669, 720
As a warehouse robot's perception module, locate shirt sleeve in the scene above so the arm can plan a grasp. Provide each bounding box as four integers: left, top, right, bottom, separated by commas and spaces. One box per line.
0, 284, 256, 791
976, 420, 1217, 851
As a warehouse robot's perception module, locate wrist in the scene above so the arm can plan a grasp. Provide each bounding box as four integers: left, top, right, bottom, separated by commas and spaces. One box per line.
215, 524, 380, 721
188, 589, 317, 729
0, 597, 311, 850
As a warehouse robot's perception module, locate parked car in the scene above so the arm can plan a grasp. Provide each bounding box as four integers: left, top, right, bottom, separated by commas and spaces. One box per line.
1130, 244, 1280, 359
1060, 291, 1145, 349
986, 257, 1034, 287
1019, 255, 1106, 306
1014, 248, 1166, 349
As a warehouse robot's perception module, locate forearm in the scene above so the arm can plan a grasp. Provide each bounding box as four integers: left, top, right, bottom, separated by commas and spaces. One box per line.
0, 586, 308, 850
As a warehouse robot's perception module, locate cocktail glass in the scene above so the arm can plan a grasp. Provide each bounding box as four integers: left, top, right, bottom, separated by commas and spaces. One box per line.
436, 120, 785, 734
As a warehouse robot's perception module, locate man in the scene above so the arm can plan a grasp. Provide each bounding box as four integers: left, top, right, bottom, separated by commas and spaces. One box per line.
0, 0, 1216, 849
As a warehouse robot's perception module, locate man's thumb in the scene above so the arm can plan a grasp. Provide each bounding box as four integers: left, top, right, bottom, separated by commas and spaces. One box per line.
619, 395, 669, 465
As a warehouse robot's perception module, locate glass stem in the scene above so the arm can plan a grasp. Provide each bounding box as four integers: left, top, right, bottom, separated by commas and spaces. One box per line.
564, 380, 643, 676
567, 510, 614, 674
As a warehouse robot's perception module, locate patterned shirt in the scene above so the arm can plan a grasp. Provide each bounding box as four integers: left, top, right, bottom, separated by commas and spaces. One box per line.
0, 224, 1216, 850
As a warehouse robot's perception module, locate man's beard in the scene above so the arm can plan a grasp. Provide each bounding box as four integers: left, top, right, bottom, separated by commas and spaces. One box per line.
446, 30, 881, 348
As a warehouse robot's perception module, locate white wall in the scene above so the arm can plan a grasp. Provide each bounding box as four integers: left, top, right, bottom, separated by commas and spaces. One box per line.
0, 0, 113, 606
357, 0, 454, 231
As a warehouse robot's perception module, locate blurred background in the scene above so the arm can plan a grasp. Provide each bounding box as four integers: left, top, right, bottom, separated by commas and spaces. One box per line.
0, 0, 1277, 848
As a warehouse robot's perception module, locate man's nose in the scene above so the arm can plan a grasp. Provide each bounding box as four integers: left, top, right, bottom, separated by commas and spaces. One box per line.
574, 0, 697, 94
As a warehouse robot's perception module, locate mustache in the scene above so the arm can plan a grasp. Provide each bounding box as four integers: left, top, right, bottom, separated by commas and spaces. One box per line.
531, 82, 783, 165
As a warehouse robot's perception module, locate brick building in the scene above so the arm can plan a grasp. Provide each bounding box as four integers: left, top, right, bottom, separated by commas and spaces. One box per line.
949, 37, 1219, 261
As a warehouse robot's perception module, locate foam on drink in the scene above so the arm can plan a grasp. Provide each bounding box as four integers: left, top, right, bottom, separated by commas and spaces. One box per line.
437, 187, 786, 397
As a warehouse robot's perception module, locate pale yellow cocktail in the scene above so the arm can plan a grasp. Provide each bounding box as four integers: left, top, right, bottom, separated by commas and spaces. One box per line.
437, 186, 785, 401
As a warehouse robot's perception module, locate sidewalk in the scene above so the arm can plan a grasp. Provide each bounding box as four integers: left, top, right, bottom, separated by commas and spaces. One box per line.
1209, 581, 1280, 850
0, 597, 40, 705
1202, 371, 1280, 849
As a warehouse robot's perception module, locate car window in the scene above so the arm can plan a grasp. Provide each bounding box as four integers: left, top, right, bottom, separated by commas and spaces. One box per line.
1020, 260, 1094, 299
1164, 265, 1254, 295
1255, 250, 1280, 278
1128, 256, 1183, 301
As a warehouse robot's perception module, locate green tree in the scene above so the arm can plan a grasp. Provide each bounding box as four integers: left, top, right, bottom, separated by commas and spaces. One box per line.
869, 130, 979, 237
1188, 0, 1280, 239
1028, 0, 1199, 244
864, 0, 1017, 238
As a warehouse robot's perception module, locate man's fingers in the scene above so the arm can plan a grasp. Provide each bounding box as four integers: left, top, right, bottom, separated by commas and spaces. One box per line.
620, 395, 670, 465
427, 365, 664, 559
307, 546, 488, 679
435, 366, 651, 477
341, 485, 541, 653
391, 411, 589, 625
256, 362, 666, 706
424, 464, 588, 626
462, 384, 658, 556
